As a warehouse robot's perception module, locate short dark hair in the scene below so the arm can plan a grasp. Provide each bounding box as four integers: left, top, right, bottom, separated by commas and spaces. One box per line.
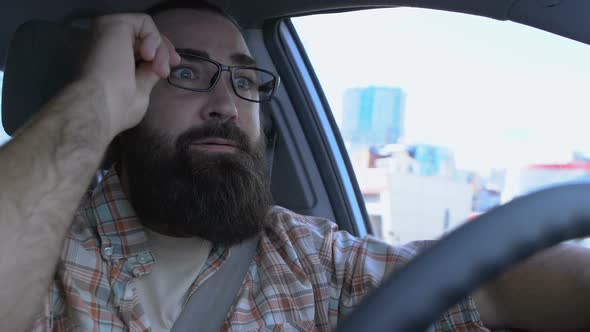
145, 0, 240, 29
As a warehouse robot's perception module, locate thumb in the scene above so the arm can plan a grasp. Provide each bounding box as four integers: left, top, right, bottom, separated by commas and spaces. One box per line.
135, 61, 161, 96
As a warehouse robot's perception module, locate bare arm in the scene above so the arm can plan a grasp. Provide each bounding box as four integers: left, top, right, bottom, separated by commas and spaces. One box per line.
0, 14, 179, 330
474, 244, 590, 331
0, 80, 114, 330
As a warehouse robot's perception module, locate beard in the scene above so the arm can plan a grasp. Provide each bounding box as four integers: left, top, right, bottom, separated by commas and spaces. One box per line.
118, 120, 273, 246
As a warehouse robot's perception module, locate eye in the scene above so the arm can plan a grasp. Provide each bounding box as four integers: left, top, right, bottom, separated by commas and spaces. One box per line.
170, 66, 198, 80
234, 77, 255, 90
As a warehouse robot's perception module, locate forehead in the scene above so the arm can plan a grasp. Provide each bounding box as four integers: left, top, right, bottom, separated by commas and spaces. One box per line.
153, 9, 252, 64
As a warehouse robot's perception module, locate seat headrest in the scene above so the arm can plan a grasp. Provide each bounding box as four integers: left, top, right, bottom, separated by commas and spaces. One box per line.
2, 20, 88, 135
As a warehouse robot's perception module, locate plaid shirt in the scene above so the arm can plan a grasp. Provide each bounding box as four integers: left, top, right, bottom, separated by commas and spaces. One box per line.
32, 168, 488, 331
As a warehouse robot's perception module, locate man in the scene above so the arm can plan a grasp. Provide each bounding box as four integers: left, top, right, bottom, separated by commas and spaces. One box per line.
1, 1, 590, 331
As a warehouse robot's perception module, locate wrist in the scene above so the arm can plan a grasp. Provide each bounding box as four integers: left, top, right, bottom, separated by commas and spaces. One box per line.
82, 77, 135, 137
62, 78, 120, 143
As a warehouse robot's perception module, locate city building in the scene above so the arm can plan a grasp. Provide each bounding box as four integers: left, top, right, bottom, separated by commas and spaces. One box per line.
341, 86, 476, 245
342, 86, 406, 147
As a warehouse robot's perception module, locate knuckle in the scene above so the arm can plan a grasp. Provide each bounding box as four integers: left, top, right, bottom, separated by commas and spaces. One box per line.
137, 13, 156, 28
144, 14, 156, 24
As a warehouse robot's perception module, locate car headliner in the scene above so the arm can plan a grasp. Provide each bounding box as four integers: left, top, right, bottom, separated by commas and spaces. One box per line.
0, 0, 589, 72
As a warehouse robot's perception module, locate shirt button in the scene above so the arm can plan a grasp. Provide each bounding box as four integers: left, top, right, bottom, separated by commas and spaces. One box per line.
103, 247, 113, 256
137, 253, 150, 264
124, 285, 136, 300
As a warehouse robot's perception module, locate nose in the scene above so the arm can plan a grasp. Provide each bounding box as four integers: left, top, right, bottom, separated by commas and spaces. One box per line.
200, 71, 238, 122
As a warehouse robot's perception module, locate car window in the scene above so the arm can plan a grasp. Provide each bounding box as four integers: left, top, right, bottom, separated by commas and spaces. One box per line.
292, 8, 590, 246
0, 71, 9, 145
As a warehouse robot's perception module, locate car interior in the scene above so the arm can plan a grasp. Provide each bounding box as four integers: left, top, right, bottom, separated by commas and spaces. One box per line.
2, 0, 590, 331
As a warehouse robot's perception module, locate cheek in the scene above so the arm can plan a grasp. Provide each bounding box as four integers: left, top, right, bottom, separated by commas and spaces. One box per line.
237, 103, 261, 140
144, 83, 202, 132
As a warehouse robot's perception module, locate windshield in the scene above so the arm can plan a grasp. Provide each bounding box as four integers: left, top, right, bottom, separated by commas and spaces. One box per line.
293, 8, 590, 246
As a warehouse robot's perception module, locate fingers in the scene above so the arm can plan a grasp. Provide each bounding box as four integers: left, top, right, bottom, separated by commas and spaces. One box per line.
135, 35, 178, 79
130, 15, 179, 79
138, 33, 159, 61
163, 35, 181, 66
136, 62, 161, 95
152, 35, 180, 78
152, 43, 170, 78
135, 34, 178, 92
133, 14, 161, 62
90, 13, 180, 91
102, 14, 177, 78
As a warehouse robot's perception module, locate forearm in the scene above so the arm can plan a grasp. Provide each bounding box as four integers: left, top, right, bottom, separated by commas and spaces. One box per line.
0, 79, 114, 330
474, 244, 590, 331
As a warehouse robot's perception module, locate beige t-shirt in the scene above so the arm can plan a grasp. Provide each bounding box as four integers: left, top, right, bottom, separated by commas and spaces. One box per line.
135, 229, 212, 332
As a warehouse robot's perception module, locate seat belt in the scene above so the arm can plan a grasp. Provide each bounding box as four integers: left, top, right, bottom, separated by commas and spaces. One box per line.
171, 236, 259, 332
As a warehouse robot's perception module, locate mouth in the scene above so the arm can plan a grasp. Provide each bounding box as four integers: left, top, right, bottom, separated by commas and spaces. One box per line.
189, 137, 239, 152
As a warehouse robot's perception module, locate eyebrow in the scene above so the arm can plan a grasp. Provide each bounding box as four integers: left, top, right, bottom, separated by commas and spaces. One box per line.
230, 53, 257, 67
177, 48, 257, 67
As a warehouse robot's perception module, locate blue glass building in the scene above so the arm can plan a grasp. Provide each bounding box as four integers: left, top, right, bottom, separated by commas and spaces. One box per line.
342, 86, 406, 147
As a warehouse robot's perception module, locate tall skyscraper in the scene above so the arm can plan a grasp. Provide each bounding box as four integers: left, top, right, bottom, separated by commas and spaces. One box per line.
342, 86, 406, 147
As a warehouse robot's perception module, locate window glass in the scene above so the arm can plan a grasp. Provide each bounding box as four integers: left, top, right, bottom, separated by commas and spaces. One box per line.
0, 71, 9, 145
292, 9, 590, 246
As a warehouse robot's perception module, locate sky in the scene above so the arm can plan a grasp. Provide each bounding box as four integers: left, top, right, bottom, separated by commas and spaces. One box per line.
292, 8, 590, 174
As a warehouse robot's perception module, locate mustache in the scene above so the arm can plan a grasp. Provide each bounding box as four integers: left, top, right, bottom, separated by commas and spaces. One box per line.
176, 121, 253, 154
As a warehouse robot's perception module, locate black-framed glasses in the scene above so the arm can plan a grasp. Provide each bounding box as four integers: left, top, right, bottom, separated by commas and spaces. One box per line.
167, 49, 280, 103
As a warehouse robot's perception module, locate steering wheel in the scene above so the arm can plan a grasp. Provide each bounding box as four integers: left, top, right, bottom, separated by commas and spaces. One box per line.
336, 183, 590, 332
